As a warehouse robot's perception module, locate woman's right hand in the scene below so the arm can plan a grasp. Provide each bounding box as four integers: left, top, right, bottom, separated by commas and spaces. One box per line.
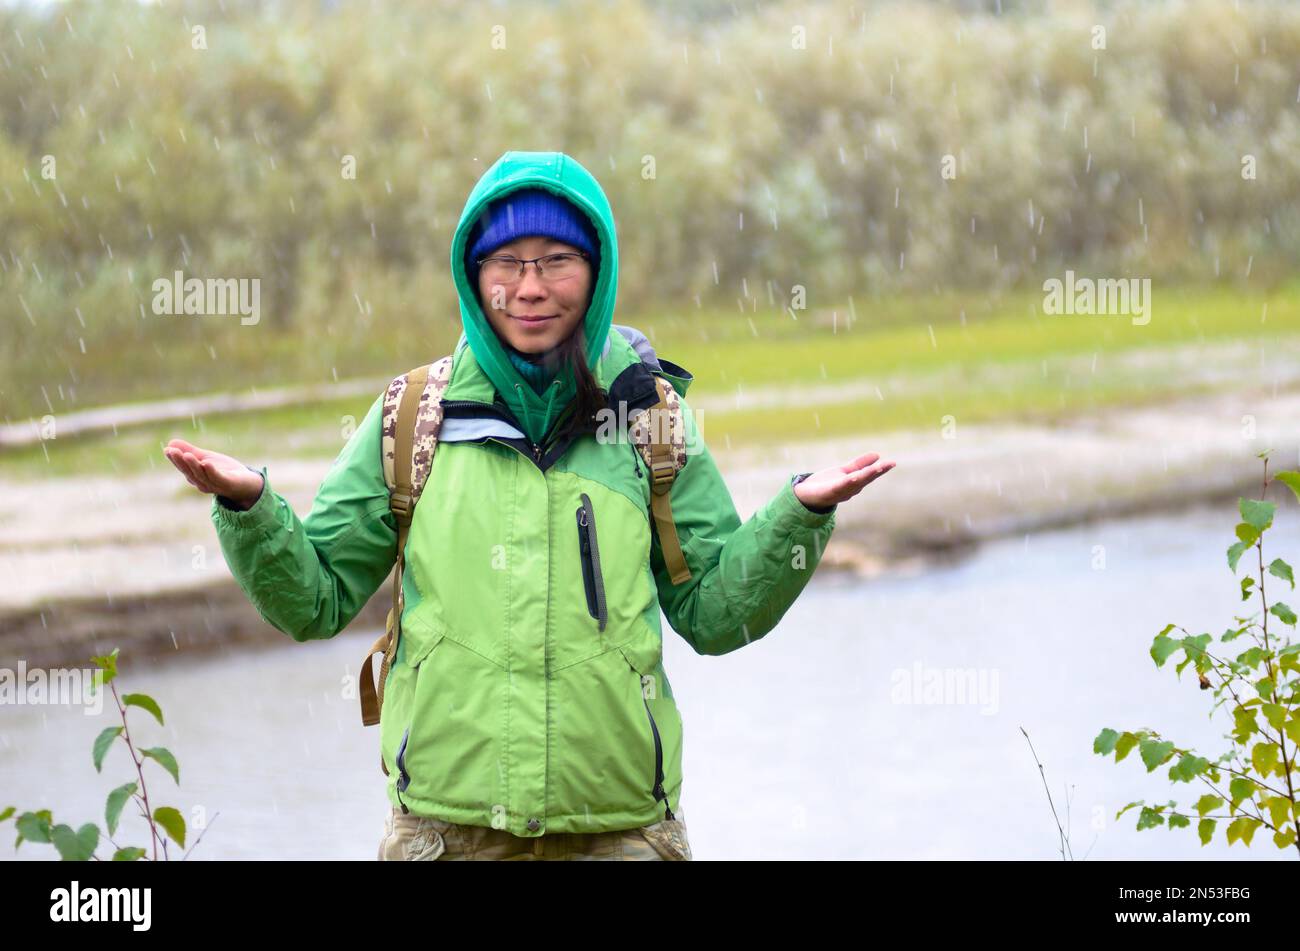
163, 438, 264, 510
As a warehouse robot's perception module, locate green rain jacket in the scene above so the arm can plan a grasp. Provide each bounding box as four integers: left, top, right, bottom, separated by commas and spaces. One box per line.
210, 151, 838, 837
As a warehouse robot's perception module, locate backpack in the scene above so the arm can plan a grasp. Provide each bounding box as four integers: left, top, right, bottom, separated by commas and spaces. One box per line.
358, 351, 692, 755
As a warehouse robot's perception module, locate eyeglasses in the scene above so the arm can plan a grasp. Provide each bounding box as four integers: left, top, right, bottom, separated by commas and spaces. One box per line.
476, 251, 590, 284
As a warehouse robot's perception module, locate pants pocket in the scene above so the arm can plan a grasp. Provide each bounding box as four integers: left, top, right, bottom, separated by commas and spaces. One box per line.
378, 807, 450, 861
635, 817, 693, 861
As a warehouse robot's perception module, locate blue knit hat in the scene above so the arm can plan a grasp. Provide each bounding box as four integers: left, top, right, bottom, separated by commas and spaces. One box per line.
465, 186, 600, 285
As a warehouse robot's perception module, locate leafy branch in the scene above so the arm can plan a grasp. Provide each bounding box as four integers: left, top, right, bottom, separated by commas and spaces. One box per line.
1094, 451, 1300, 855
1, 648, 212, 860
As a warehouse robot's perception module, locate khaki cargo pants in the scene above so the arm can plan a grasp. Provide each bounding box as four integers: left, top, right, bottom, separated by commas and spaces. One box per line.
377, 805, 693, 860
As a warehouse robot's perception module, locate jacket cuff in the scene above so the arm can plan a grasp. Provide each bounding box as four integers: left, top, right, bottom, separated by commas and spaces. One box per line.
789, 472, 837, 517
210, 465, 276, 532
780, 472, 837, 525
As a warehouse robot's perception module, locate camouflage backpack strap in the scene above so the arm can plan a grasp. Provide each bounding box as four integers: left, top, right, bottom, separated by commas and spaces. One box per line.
360, 355, 454, 750
630, 373, 691, 585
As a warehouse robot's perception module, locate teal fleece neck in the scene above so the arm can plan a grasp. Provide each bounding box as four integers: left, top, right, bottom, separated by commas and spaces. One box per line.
504, 345, 561, 395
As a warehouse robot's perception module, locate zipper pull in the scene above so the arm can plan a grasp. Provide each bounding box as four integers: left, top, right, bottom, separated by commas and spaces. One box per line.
396, 727, 411, 813
533, 442, 542, 462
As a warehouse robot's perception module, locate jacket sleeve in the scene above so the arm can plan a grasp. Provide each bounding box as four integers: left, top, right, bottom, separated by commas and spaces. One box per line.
649, 394, 837, 656
209, 392, 397, 642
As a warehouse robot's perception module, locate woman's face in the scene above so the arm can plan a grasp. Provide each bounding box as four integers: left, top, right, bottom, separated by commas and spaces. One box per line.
477, 235, 593, 355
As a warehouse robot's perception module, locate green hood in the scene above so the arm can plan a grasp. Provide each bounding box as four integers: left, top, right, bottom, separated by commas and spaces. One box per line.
449, 151, 619, 445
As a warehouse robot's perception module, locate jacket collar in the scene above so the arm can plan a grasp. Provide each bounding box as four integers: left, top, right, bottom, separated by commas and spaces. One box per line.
437, 329, 661, 469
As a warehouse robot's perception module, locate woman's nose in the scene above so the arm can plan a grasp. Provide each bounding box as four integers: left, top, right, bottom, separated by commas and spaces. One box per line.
515, 265, 548, 298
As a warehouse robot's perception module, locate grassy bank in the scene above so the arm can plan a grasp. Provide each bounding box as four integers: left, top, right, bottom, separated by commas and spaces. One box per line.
3, 285, 1298, 479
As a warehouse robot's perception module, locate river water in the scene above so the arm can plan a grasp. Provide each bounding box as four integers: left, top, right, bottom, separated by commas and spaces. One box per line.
3, 502, 1297, 860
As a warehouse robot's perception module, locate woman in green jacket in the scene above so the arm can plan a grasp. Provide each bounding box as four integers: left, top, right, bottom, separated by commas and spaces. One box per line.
164, 150, 895, 860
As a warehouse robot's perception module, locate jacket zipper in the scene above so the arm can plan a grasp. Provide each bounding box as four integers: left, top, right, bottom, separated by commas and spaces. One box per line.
478, 429, 553, 835
626, 659, 675, 822
395, 726, 412, 814
575, 493, 608, 632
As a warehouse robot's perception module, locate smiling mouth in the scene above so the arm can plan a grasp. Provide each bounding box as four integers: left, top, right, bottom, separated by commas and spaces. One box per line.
513, 315, 556, 322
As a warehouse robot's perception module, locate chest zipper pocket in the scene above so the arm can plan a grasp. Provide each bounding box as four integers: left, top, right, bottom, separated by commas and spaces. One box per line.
575, 492, 608, 632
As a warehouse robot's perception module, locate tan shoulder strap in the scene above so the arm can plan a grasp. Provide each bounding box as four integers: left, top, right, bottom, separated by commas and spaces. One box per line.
360, 356, 454, 746
633, 374, 692, 585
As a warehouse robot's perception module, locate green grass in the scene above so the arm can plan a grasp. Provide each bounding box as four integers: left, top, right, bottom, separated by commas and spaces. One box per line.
4, 285, 1297, 479
3, 394, 376, 479
642, 286, 1297, 390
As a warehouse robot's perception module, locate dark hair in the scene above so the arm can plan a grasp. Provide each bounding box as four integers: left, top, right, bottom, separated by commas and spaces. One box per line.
549, 323, 607, 444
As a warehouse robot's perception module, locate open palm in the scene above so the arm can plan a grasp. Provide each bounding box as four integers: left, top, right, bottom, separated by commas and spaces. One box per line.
793, 452, 895, 510
163, 438, 263, 508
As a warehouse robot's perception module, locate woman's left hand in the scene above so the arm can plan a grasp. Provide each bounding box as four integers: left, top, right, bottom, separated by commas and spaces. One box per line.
793, 452, 896, 510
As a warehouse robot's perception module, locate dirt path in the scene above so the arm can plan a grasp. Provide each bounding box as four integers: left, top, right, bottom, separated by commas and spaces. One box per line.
4, 382, 1297, 667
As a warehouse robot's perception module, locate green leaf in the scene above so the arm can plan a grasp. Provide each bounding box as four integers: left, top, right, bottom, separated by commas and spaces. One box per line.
92, 726, 123, 773
1139, 738, 1176, 772
1151, 634, 1181, 667
1198, 818, 1216, 845
105, 783, 137, 837
1227, 540, 1251, 573
1263, 796, 1292, 829
1241, 576, 1256, 601
111, 847, 147, 861
1273, 828, 1297, 849
1232, 707, 1260, 744
1115, 800, 1144, 820
1261, 703, 1288, 731
1115, 732, 1139, 763
1168, 813, 1191, 829
140, 747, 180, 785
1270, 602, 1297, 626
1194, 794, 1223, 817
50, 823, 99, 861
1222, 624, 1250, 642
1267, 558, 1295, 589
1229, 777, 1257, 811
1226, 816, 1261, 847
122, 693, 164, 727
1093, 728, 1120, 756
1272, 471, 1300, 504
0, 806, 14, 823
1168, 754, 1209, 783
1255, 676, 1276, 703
1286, 714, 1300, 747
1240, 499, 1275, 532
15, 811, 52, 846
1251, 742, 1280, 777
1236, 646, 1267, 669
1182, 633, 1212, 675
152, 806, 186, 848
1136, 806, 1165, 830
89, 648, 119, 686
1235, 523, 1261, 547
